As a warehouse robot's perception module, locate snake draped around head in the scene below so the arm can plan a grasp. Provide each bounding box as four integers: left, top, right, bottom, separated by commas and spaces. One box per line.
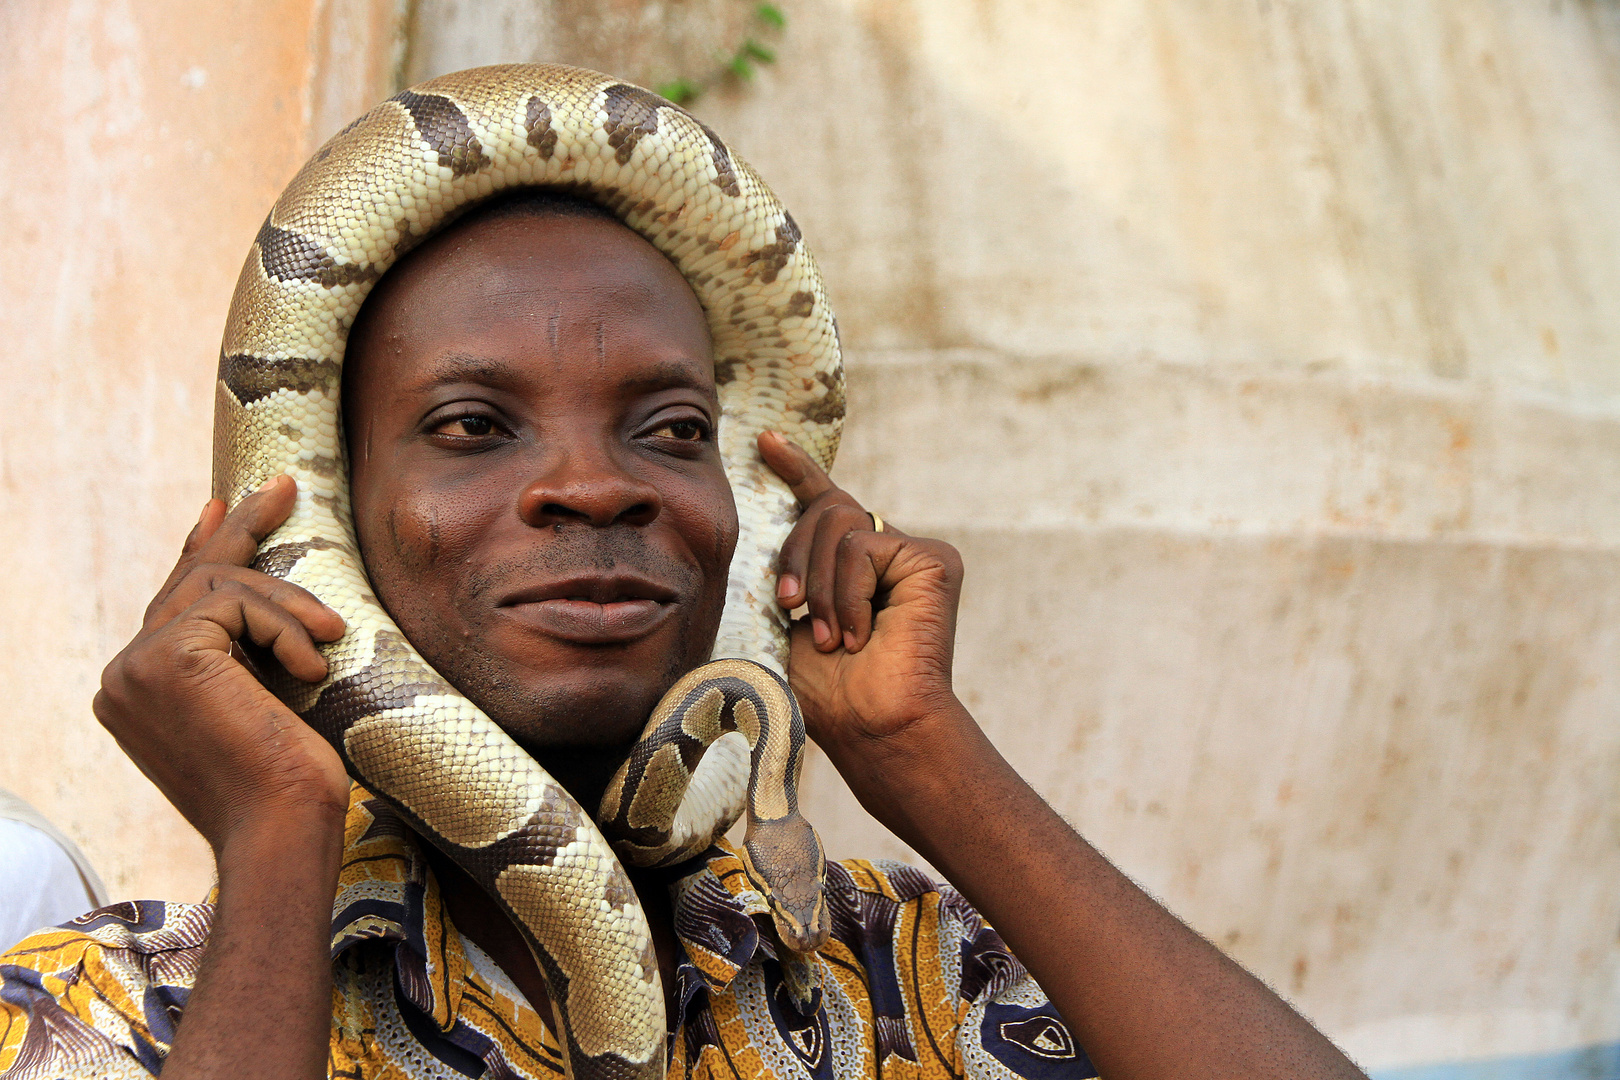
212, 64, 842, 1080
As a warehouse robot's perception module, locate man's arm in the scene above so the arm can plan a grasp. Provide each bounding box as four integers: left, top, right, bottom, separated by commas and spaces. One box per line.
92, 478, 348, 1080
760, 432, 1368, 1080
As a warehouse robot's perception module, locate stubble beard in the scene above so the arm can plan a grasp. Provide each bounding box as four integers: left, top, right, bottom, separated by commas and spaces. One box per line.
381, 525, 719, 767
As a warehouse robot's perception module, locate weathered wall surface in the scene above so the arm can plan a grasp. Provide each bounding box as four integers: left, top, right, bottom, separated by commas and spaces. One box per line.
0, 0, 398, 904
5, 1, 1620, 1075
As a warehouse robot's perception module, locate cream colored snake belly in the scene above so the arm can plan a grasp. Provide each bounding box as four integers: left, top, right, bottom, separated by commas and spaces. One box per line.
211, 64, 842, 1080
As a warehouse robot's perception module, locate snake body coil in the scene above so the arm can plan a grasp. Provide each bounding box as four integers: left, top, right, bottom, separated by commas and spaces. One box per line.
212, 64, 842, 1080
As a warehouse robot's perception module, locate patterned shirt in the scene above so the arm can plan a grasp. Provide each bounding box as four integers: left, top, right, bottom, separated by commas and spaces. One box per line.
0, 786, 1095, 1080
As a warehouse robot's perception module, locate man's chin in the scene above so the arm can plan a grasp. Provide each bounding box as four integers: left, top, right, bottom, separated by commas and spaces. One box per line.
480, 669, 676, 755
416, 611, 714, 758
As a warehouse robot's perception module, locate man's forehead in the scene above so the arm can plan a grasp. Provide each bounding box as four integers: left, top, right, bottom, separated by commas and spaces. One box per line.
348, 209, 714, 386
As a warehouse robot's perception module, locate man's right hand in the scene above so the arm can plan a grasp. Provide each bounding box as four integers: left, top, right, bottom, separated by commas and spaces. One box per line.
94, 475, 349, 855
93, 476, 351, 1080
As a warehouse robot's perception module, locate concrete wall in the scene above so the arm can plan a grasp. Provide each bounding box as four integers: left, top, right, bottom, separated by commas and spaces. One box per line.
5, 1, 1620, 1075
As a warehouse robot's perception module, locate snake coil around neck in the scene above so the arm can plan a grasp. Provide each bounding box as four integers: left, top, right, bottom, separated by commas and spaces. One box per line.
213, 64, 842, 1080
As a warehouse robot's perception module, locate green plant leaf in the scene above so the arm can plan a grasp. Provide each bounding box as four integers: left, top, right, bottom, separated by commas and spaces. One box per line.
658, 4, 787, 104
657, 78, 701, 105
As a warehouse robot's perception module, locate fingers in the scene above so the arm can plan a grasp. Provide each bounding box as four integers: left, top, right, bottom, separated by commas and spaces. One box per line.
148, 477, 299, 622
148, 499, 227, 624
179, 583, 334, 684
194, 475, 300, 568
114, 585, 335, 709
802, 504, 879, 649
128, 475, 341, 701
758, 430, 836, 508
791, 507, 897, 654
787, 512, 963, 660
765, 430, 871, 599
830, 533, 886, 652
762, 430, 895, 651
778, 496, 880, 632
146, 563, 344, 640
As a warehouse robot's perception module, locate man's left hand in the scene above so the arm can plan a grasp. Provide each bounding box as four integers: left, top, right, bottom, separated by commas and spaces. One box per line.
758, 431, 964, 753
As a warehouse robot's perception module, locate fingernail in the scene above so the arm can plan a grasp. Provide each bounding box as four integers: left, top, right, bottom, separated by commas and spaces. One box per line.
812, 618, 831, 646
197, 500, 212, 524
843, 630, 858, 652
777, 574, 799, 601
255, 475, 279, 493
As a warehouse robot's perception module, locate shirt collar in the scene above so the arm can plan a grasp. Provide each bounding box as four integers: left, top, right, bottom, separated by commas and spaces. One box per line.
330, 784, 820, 1031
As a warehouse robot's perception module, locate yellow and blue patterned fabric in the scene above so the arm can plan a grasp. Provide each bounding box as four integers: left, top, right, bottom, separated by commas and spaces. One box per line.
0, 786, 1095, 1080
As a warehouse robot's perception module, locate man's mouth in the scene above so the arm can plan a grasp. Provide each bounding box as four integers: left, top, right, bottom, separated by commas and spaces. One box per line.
495, 574, 679, 645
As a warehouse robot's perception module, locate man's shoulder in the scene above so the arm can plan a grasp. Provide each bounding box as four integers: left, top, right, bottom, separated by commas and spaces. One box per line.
831, 856, 951, 904
3, 900, 213, 966
1, 900, 212, 1016
828, 855, 994, 944
0, 901, 211, 1076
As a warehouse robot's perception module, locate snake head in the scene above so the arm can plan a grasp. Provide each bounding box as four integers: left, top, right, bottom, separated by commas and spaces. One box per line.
740, 813, 831, 953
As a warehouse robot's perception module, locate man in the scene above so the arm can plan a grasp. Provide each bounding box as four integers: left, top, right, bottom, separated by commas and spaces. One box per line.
0, 193, 1366, 1080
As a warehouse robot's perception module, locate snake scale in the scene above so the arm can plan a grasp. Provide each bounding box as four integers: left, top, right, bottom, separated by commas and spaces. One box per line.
212, 64, 843, 1080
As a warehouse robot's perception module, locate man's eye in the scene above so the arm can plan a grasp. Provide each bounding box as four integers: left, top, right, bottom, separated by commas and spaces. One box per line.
434, 415, 496, 437
652, 420, 707, 442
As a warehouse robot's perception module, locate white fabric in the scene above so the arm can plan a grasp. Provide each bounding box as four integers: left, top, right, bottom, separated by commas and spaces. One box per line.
0, 788, 108, 906
0, 818, 101, 951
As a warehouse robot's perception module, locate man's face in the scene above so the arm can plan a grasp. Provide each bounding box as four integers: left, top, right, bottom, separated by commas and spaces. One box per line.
342, 211, 738, 757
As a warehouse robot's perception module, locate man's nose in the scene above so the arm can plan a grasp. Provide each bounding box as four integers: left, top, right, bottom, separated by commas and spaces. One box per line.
515, 443, 662, 529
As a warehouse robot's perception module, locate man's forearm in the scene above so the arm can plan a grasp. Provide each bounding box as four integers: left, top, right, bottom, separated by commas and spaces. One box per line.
161, 808, 343, 1080
824, 702, 1367, 1080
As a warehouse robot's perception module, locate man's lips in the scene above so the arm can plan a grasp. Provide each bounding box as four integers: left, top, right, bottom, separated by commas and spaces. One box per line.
495, 575, 678, 645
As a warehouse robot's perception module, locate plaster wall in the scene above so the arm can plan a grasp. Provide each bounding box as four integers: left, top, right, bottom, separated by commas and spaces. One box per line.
3, 1, 1619, 1075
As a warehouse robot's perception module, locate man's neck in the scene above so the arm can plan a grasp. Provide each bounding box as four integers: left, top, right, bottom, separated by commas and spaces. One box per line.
419, 744, 684, 1031
526, 744, 629, 814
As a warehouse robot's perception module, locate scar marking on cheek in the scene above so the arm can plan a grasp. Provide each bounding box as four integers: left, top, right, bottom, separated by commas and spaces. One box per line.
385, 505, 437, 575
385, 506, 404, 561
710, 519, 731, 564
